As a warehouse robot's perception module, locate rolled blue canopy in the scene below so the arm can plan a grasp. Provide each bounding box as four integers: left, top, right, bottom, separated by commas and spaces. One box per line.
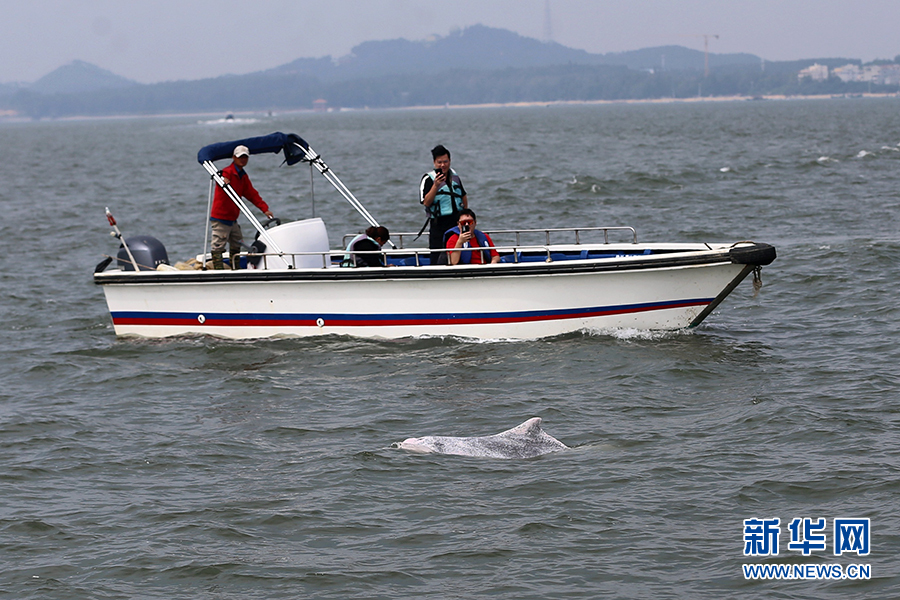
197, 132, 310, 165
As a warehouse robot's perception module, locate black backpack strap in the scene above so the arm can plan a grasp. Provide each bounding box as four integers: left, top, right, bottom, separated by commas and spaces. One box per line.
413, 216, 430, 241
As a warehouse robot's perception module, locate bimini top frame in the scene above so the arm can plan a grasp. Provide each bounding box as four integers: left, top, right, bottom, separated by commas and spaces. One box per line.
197, 132, 387, 256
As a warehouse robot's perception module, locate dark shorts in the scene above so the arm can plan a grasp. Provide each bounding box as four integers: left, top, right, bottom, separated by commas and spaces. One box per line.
429, 214, 458, 265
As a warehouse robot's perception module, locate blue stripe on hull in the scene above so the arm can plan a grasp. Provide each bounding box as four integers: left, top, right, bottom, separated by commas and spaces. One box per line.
112, 298, 711, 328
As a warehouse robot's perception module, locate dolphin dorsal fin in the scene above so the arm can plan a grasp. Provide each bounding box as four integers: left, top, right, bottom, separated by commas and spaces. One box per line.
510, 417, 543, 437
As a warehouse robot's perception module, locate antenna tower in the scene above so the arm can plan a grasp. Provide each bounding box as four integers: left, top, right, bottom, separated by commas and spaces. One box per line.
699, 34, 719, 77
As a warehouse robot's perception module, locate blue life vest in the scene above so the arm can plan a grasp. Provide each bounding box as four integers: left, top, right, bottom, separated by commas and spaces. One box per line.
443, 226, 493, 264
427, 169, 465, 218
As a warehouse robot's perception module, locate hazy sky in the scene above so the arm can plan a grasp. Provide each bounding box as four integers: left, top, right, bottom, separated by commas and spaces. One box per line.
4, 0, 899, 84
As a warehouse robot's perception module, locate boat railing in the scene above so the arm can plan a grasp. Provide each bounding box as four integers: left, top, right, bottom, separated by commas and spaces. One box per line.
485, 225, 638, 246
242, 235, 644, 270
343, 226, 638, 249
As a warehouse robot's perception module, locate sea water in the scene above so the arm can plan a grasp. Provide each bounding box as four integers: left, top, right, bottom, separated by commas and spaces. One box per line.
1, 99, 898, 599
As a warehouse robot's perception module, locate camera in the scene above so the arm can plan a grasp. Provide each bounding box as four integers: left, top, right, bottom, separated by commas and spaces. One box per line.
461, 224, 471, 233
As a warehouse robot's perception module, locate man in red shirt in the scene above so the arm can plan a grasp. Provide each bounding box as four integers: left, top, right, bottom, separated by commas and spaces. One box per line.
209, 145, 274, 269
444, 209, 500, 265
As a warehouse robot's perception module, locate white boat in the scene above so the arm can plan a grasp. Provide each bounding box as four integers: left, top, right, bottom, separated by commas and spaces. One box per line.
94, 133, 776, 340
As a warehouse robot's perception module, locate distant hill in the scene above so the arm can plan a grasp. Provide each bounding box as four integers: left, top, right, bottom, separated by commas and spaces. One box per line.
29, 60, 137, 94
268, 25, 762, 80
598, 45, 761, 71
268, 25, 605, 81
0, 81, 26, 98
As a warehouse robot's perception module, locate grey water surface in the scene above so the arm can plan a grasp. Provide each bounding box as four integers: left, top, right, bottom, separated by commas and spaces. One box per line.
1, 99, 899, 599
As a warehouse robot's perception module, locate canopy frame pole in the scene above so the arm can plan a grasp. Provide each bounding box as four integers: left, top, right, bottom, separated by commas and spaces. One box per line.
294, 142, 395, 248
201, 160, 284, 256
201, 178, 214, 270
309, 162, 315, 218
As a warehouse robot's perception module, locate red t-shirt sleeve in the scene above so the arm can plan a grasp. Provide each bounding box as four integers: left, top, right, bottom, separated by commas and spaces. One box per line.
240, 176, 268, 213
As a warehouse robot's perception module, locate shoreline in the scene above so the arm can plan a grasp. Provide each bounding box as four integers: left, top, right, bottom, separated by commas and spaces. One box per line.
2, 92, 898, 123
383, 92, 900, 112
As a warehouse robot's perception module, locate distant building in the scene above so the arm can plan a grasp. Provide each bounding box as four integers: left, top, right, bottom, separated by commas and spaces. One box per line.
313, 99, 328, 112
833, 64, 862, 83
881, 65, 900, 85
833, 63, 900, 85
862, 65, 883, 83
798, 64, 829, 82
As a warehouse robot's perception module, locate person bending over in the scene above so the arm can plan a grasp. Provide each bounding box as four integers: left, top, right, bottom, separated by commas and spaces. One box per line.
343, 226, 391, 267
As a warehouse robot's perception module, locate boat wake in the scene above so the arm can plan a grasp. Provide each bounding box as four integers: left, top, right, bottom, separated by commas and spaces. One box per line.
584, 327, 691, 341
197, 117, 260, 125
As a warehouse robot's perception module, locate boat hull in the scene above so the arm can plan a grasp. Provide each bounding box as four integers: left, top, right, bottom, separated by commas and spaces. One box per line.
96, 246, 765, 340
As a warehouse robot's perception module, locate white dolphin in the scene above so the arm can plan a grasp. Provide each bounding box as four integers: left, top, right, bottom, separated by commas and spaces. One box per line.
396, 417, 568, 459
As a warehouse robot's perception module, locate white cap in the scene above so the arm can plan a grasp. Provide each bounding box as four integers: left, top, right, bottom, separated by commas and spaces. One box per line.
233, 145, 250, 158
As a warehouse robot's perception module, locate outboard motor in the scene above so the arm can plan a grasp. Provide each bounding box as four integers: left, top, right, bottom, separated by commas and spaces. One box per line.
117, 235, 169, 271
